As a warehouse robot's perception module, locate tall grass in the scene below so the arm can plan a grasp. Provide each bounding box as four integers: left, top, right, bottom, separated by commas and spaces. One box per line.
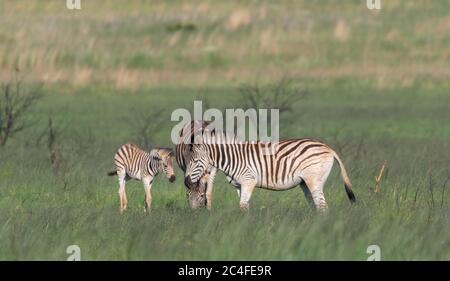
0, 81, 449, 260
1, 1, 449, 87
0, 1, 449, 260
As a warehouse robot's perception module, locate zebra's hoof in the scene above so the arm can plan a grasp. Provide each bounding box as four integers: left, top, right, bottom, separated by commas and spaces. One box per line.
239, 204, 249, 212
316, 206, 329, 214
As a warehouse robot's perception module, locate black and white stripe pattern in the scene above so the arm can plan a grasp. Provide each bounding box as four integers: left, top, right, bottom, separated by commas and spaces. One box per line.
184, 131, 355, 211
108, 143, 175, 213
176, 120, 218, 209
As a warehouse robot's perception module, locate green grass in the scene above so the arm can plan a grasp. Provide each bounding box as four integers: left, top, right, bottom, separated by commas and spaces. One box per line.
0, 1, 450, 260
1, 81, 450, 260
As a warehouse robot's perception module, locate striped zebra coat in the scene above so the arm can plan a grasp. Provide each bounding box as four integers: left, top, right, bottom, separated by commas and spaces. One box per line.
175, 120, 220, 209
108, 143, 176, 213
184, 131, 355, 211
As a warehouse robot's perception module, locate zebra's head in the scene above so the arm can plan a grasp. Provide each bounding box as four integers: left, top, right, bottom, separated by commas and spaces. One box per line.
186, 174, 208, 209
152, 148, 176, 183
184, 144, 210, 187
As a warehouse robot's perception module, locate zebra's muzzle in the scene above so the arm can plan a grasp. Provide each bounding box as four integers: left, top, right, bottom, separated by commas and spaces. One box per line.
169, 175, 176, 183
184, 176, 193, 187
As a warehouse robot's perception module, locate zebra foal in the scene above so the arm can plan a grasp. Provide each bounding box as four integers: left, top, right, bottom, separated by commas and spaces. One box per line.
108, 143, 176, 213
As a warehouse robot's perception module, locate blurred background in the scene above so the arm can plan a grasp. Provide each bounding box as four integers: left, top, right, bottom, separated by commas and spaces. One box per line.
1, 1, 449, 88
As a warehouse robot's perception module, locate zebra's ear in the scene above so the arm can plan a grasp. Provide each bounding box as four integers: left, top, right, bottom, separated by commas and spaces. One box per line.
152, 155, 162, 161
150, 150, 162, 161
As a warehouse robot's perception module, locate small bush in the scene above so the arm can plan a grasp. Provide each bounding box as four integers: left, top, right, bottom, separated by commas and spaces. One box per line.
0, 74, 43, 147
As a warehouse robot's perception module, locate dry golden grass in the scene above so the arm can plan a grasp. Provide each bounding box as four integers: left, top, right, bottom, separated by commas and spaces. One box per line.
0, 0, 448, 89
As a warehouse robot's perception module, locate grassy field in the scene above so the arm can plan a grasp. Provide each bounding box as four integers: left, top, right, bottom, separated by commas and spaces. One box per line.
0, 1, 450, 260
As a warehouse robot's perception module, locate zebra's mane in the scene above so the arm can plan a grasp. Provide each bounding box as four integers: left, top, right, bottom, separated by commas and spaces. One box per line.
149, 147, 174, 158
178, 120, 266, 145
193, 128, 244, 145
178, 120, 213, 144
158, 148, 174, 156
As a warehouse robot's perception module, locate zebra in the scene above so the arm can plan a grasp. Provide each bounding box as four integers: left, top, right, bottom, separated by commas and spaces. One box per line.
107, 143, 176, 213
184, 130, 355, 211
176, 120, 217, 209
176, 120, 240, 209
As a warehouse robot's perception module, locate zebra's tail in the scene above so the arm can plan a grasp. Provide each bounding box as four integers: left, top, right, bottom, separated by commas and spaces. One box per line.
107, 171, 117, 176
332, 151, 356, 203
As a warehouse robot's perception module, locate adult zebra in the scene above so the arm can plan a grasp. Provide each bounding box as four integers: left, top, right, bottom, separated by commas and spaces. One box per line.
184, 130, 356, 211
176, 121, 219, 209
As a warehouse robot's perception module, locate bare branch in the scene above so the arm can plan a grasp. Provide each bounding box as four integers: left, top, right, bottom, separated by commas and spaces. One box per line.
440, 176, 450, 209
239, 78, 308, 117
131, 109, 166, 150
373, 160, 387, 193
0, 73, 43, 147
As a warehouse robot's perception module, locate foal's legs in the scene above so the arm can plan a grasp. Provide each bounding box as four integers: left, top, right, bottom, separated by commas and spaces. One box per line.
117, 171, 128, 213
143, 177, 153, 212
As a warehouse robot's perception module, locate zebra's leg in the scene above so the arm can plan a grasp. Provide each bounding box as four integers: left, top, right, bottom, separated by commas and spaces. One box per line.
303, 178, 328, 211
143, 177, 153, 212
235, 187, 241, 200
227, 176, 241, 201
118, 171, 127, 213
205, 168, 217, 210
302, 159, 334, 212
299, 181, 315, 209
239, 180, 256, 211
304, 165, 333, 211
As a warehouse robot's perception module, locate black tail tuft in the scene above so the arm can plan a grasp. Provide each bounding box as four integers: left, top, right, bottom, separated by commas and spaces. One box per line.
345, 184, 356, 203
107, 171, 117, 176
